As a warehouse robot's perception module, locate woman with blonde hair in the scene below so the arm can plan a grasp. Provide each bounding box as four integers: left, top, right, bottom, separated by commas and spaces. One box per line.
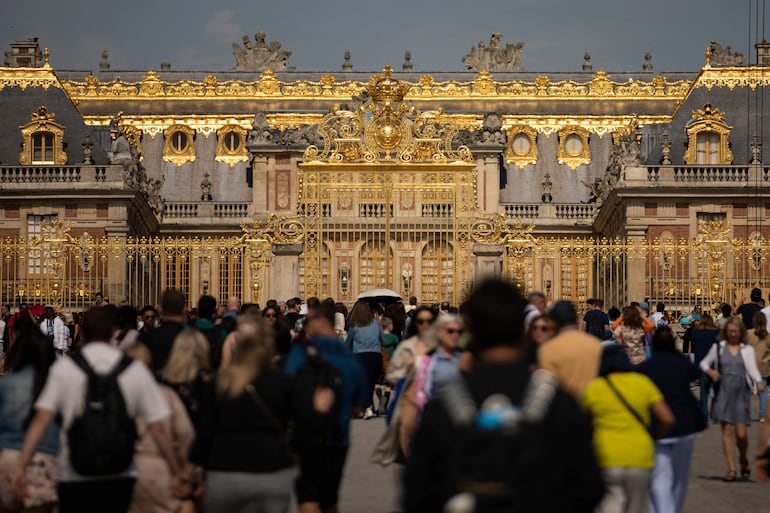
701, 317, 765, 481
161, 329, 214, 427
125, 344, 196, 513
191, 314, 330, 513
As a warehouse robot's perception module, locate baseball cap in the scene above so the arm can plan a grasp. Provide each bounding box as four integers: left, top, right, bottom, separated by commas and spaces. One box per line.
639, 302, 649, 310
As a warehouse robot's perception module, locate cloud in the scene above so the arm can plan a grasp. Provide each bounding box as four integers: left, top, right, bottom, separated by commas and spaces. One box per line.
204, 10, 241, 44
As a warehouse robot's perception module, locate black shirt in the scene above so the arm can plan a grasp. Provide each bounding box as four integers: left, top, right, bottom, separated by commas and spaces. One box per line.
404, 362, 605, 513
737, 303, 762, 329
191, 370, 294, 473
139, 320, 186, 372
638, 352, 703, 437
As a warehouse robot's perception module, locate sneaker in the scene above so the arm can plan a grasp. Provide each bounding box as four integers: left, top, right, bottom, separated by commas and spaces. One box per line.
363, 407, 375, 420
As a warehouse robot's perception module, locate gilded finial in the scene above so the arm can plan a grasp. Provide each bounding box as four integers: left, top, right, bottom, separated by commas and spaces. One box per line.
705, 47, 712, 68
382, 64, 394, 77
43, 47, 50, 66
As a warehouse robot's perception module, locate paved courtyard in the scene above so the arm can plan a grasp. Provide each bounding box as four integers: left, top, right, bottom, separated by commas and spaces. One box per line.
324, 406, 770, 513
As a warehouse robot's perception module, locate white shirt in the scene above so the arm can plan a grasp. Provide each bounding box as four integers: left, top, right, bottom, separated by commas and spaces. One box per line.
699, 341, 763, 390
650, 312, 664, 326
39, 317, 67, 350
35, 342, 170, 482
761, 305, 770, 327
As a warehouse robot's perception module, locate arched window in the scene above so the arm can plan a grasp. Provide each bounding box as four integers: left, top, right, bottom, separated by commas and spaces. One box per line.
684, 104, 732, 165
359, 239, 392, 291
421, 241, 453, 303
19, 106, 67, 165
215, 125, 249, 167
163, 125, 196, 165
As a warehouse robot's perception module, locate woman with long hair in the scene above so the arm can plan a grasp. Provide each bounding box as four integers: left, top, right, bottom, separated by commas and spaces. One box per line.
700, 317, 765, 481
638, 327, 705, 513
111, 305, 140, 350
261, 305, 292, 368
0, 320, 59, 513
614, 305, 647, 365
748, 311, 770, 421
192, 314, 319, 513
161, 329, 214, 427
387, 305, 437, 385
125, 343, 195, 513
582, 344, 674, 513
345, 301, 385, 419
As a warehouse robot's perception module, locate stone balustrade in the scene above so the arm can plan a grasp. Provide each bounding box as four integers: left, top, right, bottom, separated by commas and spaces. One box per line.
421, 203, 454, 218
555, 203, 596, 219
163, 202, 251, 222
643, 164, 768, 184
503, 204, 540, 219
0, 165, 120, 185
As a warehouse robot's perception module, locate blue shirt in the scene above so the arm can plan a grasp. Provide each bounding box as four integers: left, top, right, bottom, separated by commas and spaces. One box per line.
284, 336, 368, 446
430, 351, 461, 397
0, 366, 59, 454
345, 320, 384, 354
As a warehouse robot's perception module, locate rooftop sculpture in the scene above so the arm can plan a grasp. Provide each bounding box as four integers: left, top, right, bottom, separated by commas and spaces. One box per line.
232, 32, 292, 71
463, 33, 524, 72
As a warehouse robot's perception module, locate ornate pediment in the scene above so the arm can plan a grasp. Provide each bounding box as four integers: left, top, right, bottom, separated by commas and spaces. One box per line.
303, 65, 472, 164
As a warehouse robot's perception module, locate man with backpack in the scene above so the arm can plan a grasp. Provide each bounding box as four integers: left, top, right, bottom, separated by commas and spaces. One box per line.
405, 280, 605, 513
284, 303, 367, 513
13, 307, 187, 513
583, 298, 610, 340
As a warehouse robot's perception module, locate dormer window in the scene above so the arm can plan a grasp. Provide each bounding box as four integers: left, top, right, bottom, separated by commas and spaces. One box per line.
215, 125, 249, 167
163, 125, 196, 166
684, 104, 733, 165
19, 106, 67, 165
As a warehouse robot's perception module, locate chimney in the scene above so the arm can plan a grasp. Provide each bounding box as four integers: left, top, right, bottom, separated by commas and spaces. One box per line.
160, 62, 171, 71
757, 40, 770, 66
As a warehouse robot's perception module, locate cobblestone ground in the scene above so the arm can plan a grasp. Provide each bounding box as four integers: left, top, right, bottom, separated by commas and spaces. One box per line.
309, 399, 770, 513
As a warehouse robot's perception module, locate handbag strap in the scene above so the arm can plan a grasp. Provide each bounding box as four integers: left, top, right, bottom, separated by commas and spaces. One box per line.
603, 376, 648, 431
244, 383, 288, 445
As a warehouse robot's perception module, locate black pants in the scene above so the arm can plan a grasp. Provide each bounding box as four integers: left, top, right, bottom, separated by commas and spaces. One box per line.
356, 352, 383, 409
295, 444, 349, 509
58, 478, 135, 513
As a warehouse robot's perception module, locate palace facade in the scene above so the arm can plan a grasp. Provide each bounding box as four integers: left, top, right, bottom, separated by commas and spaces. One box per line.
1, 35, 770, 313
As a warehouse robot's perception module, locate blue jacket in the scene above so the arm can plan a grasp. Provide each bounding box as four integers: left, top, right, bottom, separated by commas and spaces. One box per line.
345, 320, 384, 354
0, 366, 59, 454
284, 336, 368, 446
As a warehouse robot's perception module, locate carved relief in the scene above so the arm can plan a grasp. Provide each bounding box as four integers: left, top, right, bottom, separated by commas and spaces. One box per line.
276, 171, 290, 210
232, 32, 292, 71
463, 33, 524, 72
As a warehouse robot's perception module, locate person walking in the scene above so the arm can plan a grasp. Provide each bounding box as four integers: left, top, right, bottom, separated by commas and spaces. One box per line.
690, 315, 720, 418
413, 315, 464, 413
160, 329, 214, 428
748, 311, 770, 422
0, 321, 59, 513
284, 304, 367, 513
700, 317, 765, 481
13, 306, 187, 513
192, 314, 317, 513
345, 301, 385, 419
582, 344, 675, 513
404, 280, 605, 513
140, 289, 188, 372
614, 305, 647, 365
638, 327, 705, 513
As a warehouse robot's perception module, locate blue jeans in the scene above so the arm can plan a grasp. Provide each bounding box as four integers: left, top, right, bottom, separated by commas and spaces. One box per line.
699, 372, 712, 420
649, 434, 695, 513
759, 376, 770, 419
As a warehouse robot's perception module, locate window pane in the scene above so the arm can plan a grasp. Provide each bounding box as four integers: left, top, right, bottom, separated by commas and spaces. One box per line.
565, 134, 583, 156
226, 132, 240, 151
512, 133, 531, 156
172, 132, 188, 152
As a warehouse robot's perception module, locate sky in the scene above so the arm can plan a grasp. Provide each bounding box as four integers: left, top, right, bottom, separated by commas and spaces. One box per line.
1, 0, 765, 73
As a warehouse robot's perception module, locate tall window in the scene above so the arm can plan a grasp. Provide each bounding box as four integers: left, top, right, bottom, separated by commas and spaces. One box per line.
695, 131, 720, 164
32, 131, 55, 164
421, 241, 453, 303
27, 214, 57, 274
360, 239, 390, 291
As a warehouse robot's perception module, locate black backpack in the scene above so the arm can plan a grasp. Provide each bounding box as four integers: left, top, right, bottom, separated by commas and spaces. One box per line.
291, 343, 343, 447
440, 370, 558, 513
585, 311, 605, 338
68, 353, 137, 476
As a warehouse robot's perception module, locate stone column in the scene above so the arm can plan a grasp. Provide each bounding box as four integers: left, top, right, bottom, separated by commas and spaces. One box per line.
251, 153, 270, 213
473, 243, 504, 282
270, 243, 303, 302
475, 155, 502, 212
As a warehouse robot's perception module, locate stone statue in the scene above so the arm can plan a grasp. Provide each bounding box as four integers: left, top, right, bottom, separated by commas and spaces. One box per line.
643, 52, 653, 71
709, 41, 745, 66
248, 112, 272, 144
620, 132, 642, 167
232, 31, 292, 71
581, 178, 606, 204
100, 50, 110, 71
201, 172, 213, 201
463, 33, 524, 72
108, 134, 132, 168
145, 176, 164, 215
606, 143, 623, 183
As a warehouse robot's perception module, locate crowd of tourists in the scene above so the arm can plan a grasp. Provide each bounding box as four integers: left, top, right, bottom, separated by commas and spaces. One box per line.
2, 283, 770, 513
